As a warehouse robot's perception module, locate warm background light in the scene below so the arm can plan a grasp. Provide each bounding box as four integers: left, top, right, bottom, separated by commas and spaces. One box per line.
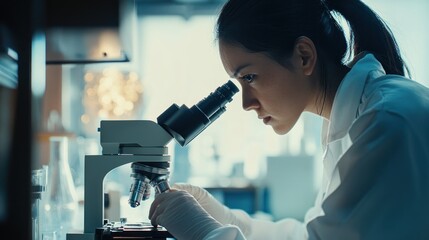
81, 67, 143, 136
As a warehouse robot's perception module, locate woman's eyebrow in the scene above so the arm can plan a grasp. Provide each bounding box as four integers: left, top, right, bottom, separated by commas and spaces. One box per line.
232, 64, 251, 78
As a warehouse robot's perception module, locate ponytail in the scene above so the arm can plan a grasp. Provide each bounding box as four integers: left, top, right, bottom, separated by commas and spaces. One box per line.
324, 0, 409, 77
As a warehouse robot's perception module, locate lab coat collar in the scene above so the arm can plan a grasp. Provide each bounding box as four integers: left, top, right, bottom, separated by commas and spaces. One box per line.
323, 53, 386, 144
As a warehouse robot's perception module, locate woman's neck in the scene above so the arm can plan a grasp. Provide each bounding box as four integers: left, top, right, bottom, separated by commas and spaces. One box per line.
317, 59, 350, 120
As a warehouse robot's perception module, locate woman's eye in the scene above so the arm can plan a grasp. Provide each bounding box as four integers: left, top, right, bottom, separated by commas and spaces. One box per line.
242, 74, 256, 83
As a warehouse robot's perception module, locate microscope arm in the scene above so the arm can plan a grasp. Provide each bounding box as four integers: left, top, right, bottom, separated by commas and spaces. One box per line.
83, 155, 169, 235
79, 120, 174, 235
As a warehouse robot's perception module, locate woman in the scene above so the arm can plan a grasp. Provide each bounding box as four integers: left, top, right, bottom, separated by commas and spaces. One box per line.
149, 0, 429, 239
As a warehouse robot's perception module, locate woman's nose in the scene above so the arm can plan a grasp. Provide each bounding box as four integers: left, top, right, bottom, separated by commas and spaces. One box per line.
242, 90, 258, 111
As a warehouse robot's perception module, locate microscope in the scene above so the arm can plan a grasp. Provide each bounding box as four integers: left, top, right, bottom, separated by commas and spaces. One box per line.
66, 80, 239, 240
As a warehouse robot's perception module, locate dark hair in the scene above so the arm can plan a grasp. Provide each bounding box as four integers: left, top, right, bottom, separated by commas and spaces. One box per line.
215, 0, 409, 77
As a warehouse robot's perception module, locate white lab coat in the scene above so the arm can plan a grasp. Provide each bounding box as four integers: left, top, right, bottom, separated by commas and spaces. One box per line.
203, 53, 429, 240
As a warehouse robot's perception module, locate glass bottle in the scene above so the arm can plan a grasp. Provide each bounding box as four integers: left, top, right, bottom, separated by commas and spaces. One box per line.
32, 166, 47, 240
40, 136, 78, 240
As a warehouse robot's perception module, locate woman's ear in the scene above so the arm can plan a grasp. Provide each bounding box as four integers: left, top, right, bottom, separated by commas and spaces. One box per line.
293, 36, 317, 76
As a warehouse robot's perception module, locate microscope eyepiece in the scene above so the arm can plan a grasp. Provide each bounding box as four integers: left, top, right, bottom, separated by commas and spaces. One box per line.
157, 80, 239, 146
195, 80, 239, 119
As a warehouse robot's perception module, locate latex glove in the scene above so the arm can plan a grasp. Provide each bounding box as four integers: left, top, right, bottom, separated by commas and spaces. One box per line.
149, 190, 223, 240
172, 183, 252, 236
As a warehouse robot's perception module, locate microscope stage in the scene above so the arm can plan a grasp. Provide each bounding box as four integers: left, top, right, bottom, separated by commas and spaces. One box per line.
96, 221, 174, 239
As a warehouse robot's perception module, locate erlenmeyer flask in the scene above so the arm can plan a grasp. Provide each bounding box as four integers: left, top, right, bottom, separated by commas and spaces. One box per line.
40, 136, 78, 240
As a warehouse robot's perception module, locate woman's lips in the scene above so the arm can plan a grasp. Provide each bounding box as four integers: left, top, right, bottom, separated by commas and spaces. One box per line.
262, 116, 271, 124
258, 114, 272, 124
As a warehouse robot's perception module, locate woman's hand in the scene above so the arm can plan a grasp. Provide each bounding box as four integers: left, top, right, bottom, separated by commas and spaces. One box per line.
172, 183, 252, 236
149, 189, 223, 240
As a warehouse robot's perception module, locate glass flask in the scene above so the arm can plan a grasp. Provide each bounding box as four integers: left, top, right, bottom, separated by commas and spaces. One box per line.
40, 136, 78, 240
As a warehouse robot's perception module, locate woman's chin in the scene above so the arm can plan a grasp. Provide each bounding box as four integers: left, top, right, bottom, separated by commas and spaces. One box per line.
272, 125, 290, 135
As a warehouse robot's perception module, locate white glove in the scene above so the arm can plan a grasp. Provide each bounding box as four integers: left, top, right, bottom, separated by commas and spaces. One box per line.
149, 190, 223, 240
172, 183, 252, 236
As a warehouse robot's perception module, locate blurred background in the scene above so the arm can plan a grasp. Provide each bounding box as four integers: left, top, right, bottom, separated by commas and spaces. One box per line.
1, 0, 428, 239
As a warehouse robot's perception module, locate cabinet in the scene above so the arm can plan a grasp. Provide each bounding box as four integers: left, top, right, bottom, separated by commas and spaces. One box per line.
0, 1, 43, 239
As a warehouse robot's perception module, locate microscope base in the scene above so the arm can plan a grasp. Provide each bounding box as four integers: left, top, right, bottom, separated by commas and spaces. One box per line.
95, 221, 173, 240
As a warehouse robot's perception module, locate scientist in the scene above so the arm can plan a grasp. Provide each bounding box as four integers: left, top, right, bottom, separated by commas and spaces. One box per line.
149, 0, 429, 239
